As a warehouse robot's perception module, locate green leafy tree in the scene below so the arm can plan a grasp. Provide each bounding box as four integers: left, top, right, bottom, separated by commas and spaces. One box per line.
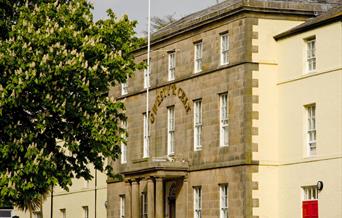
0, 0, 143, 207
0, 0, 69, 40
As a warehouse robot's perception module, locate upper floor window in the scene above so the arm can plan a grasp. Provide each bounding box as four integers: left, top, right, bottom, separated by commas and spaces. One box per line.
194, 186, 202, 218
306, 37, 316, 72
194, 100, 202, 150
194, 41, 203, 73
143, 59, 151, 89
167, 106, 175, 155
82, 206, 89, 218
168, 52, 176, 81
220, 184, 228, 218
220, 33, 229, 65
121, 120, 128, 164
220, 93, 229, 147
60, 209, 66, 218
143, 113, 149, 158
121, 82, 128, 95
305, 104, 316, 156
120, 195, 126, 218
141, 192, 148, 218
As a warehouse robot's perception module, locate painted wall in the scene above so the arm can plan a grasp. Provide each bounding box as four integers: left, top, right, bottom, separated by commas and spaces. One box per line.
252, 18, 342, 218
251, 18, 304, 218
14, 168, 108, 218
276, 21, 342, 218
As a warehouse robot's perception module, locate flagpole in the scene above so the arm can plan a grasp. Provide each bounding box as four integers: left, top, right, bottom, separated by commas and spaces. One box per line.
146, 0, 151, 157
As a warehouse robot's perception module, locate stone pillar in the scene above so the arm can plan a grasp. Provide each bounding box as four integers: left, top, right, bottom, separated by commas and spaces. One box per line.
126, 181, 132, 218
155, 178, 164, 218
131, 180, 140, 218
147, 178, 155, 218
185, 177, 189, 218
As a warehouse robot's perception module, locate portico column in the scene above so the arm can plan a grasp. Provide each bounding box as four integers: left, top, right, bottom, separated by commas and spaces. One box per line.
155, 177, 164, 218
147, 177, 155, 218
126, 181, 132, 218
131, 180, 140, 218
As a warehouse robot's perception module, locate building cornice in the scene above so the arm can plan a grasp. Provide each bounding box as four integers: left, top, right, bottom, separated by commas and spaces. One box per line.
135, 0, 333, 52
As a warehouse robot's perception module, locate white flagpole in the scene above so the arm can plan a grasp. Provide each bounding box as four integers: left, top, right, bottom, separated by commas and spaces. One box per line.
146, 0, 151, 157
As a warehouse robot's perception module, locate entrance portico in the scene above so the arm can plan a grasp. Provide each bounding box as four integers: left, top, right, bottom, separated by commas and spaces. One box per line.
122, 163, 188, 218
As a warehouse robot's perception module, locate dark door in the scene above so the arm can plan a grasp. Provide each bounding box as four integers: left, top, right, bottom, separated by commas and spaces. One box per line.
169, 198, 176, 218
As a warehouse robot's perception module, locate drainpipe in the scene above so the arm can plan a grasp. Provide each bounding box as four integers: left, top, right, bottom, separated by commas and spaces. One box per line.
50, 186, 53, 218
95, 169, 97, 218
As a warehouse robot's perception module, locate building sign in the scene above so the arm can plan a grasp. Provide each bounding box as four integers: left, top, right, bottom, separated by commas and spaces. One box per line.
150, 84, 191, 124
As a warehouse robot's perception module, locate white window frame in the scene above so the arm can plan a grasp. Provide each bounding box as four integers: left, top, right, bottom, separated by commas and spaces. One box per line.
194, 41, 203, 73
82, 206, 89, 218
141, 192, 148, 218
302, 186, 318, 201
193, 186, 202, 218
144, 59, 151, 89
168, 52, 176, 81
120, 195, 126, 218
194, 100, 202, 150
220, 93, 229, 147
144, 69, 150, 89
60, 209, 66, 218
305, 104, 316, 156
121, 120, 128, 164
306, 37, 316, 73
220, 184, 228, 218
220, 33, 229, 65
167, 106, 175, 155
121, 82, 128, 95
143, 113, 149, 158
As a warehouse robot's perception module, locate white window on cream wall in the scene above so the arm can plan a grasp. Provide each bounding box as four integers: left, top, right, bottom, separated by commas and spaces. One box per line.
143, 113, 149, 158
305, 37, 316, 73
167, 106, 175, 155
60, 209, 66, 218
194, 41, 203, 73
194, 100, 202, 150
220, 33, 229, 65
82, 206, 89, 218
120, 195, 126, 218
305, 104, 316, 156
193, 186, 202, 218
168, 51, 176, 81
220, 184, 228, 218
220, 93, 229, 147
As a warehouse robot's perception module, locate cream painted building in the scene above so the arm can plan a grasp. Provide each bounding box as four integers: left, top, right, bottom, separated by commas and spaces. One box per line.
252, 5, 342, 218
14, 168, 107, 218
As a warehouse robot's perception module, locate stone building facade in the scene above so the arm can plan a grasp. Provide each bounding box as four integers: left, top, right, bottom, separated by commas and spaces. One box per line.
107, 1, 340, 218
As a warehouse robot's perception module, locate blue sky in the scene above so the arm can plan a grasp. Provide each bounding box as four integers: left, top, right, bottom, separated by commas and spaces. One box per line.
92, 0, 218, 35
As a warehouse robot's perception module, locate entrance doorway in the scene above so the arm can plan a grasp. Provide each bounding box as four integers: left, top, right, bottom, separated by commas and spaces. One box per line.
168, 183, 177, 218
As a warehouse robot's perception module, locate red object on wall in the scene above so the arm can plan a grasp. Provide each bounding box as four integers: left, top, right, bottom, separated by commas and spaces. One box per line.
303, 200, 318, 218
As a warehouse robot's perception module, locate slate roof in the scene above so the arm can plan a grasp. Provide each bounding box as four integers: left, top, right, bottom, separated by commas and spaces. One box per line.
148, 0, 338, 45
274, 5, 342, 40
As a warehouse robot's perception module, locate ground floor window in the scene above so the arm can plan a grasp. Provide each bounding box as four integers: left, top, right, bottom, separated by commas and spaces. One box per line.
220, 184, 228, 218
142, 192, 148, 218
193, 186, 202, 218
302, 186, 318, 218
120, 195, 125, 218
